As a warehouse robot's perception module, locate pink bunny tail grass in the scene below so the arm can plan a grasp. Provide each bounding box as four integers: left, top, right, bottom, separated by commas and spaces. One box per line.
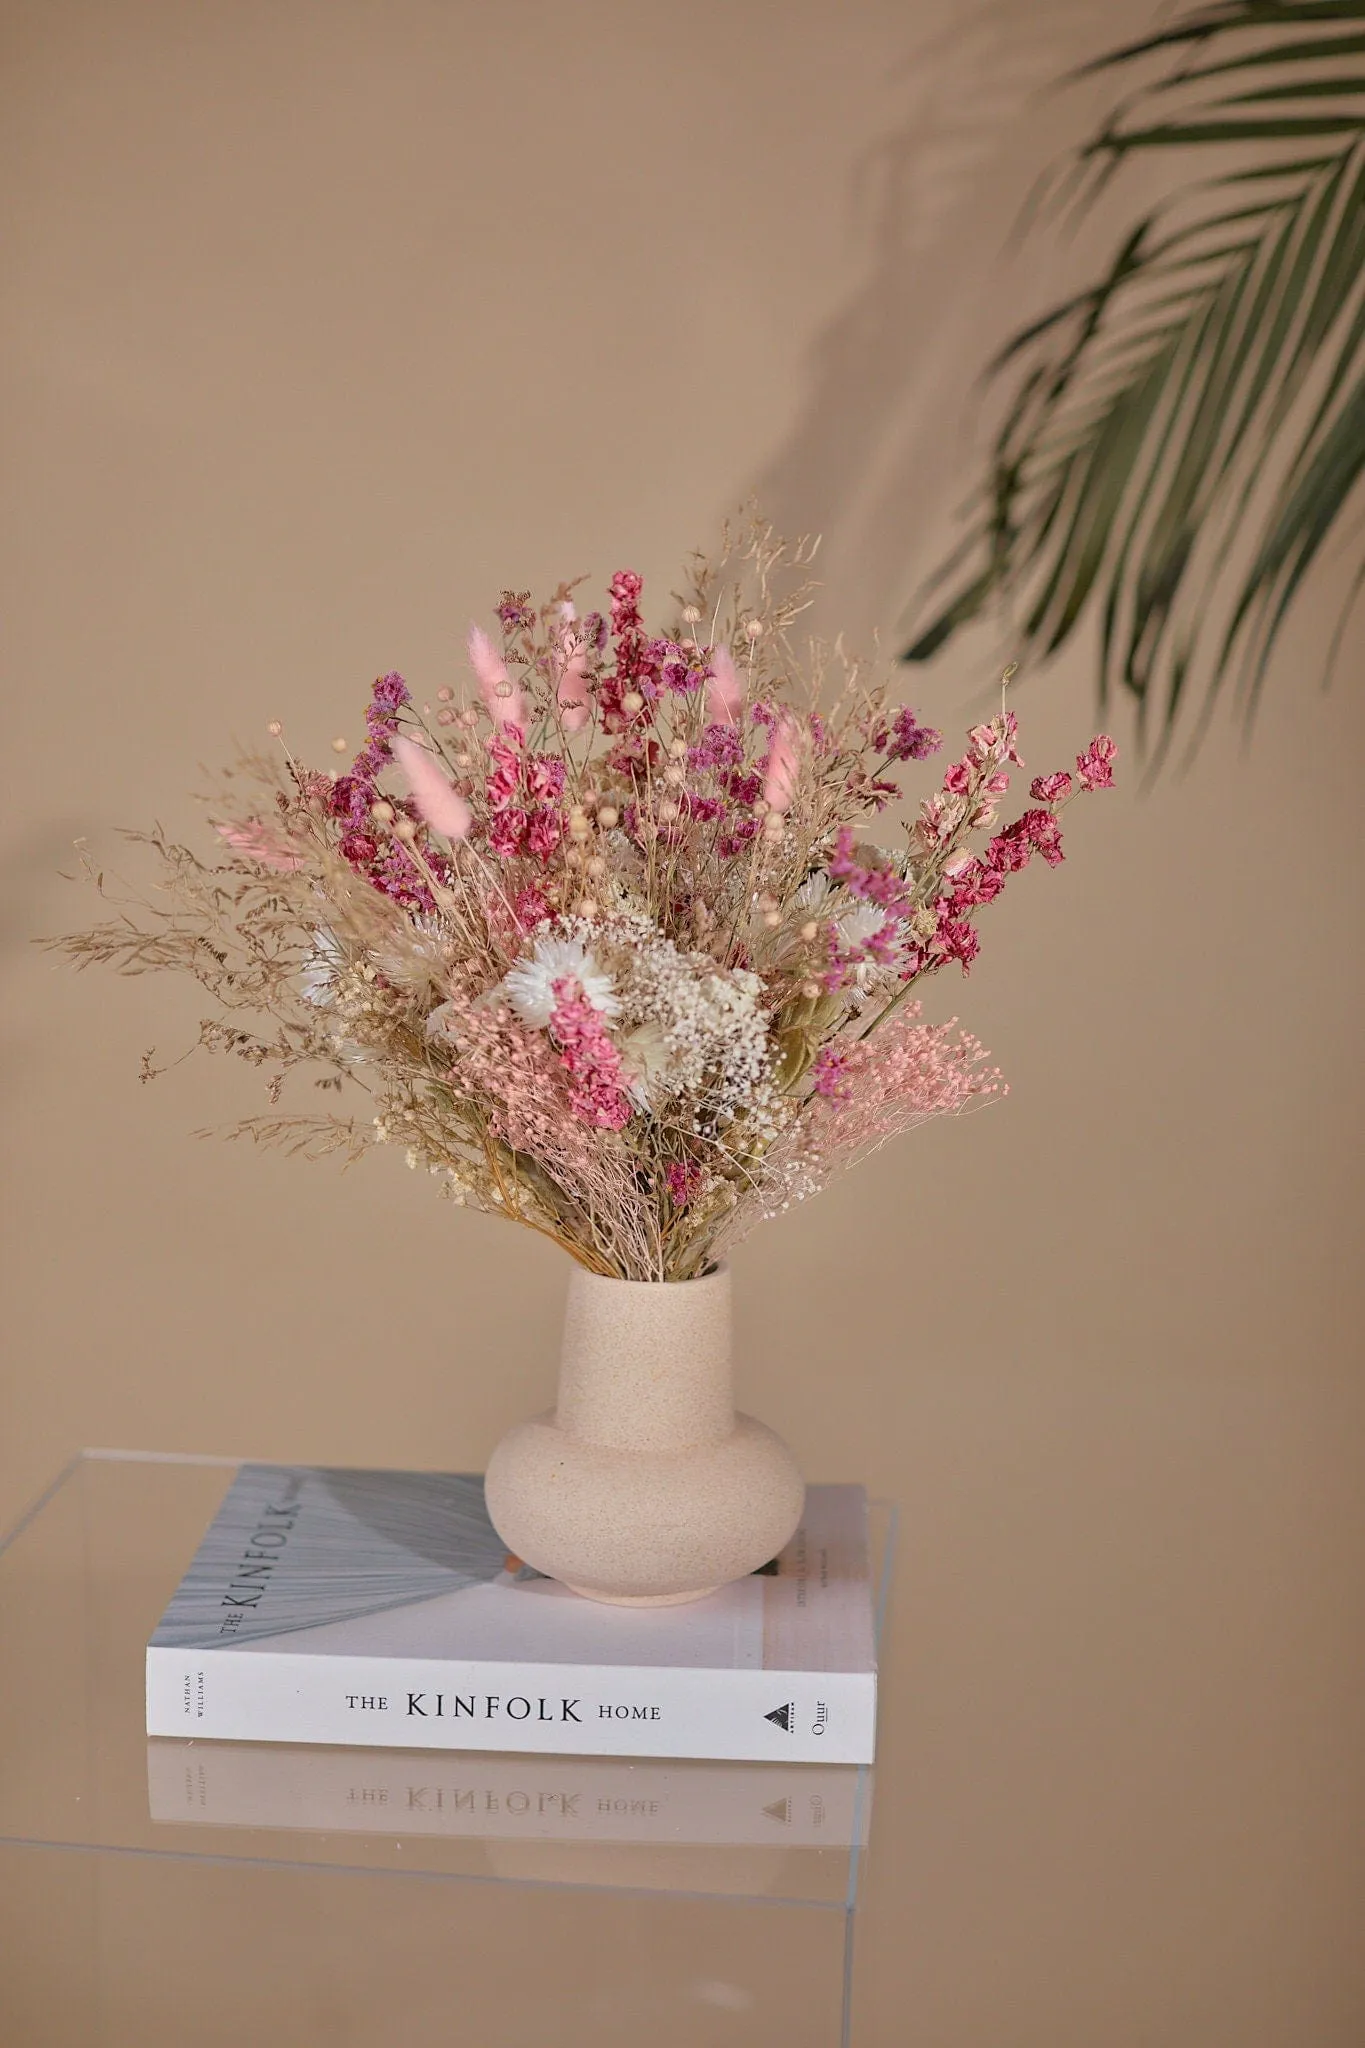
763, 716, 800, 815
392, 734, 472, 841
552, 600, 592, 732
468, 624, 527, 730
706, 645, 743, 726
216, 822, 305, 872
557, 653, 592, 734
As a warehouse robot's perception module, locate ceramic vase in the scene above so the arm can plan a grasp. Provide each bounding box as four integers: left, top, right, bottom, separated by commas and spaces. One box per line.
484, 1263, 804, 1606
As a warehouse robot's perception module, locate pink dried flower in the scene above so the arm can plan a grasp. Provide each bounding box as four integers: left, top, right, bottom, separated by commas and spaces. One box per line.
1021, 808, 1065, 867
665, 1161, 705, 1206
1030, 770, 1073, 803
932, 914, 980, 970
526, 756, 566, 802
608, 569, 644, 626
690, 723, 743, 772
983, 827, 1032, 875
512, 886, 551, 933
828, 830, 910, 915
967, 710, 1021, 766
430, 988, 611, 1200
526, 807, 563, 861
550, 977, 632, 1130
946, 857, 1005, 908
369, 672, 410, 713
746, 1005, 1004, 1225
811, 1046, 853, 1101
717, 820, 758, 859
484, 734, 522, 812
487, 807, 529, 858
876, 705, 941, 763
1076, 734, 1118, 790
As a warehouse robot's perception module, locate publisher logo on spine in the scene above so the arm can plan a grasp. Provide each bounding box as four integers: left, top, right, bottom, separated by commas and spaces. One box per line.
764, 1701, 795, 1732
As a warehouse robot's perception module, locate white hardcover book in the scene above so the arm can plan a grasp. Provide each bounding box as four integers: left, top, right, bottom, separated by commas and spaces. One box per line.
145, 1466, 878, 1763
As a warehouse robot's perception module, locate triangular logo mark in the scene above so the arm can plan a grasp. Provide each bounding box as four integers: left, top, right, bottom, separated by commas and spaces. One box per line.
764, 1702, 794, 1731
762, 1797, 793, 1824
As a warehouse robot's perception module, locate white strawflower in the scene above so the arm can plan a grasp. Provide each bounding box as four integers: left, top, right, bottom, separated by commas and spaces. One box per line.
795, 870, 832, 912
501, 936, 621, 1030
833, 902, 893, 950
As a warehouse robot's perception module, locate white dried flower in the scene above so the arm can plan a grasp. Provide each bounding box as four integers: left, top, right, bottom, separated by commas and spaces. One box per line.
834, 902, 894, 950
499, 936, 621, 1029
795, 870, 832, 913
618, 1020, 670, 1105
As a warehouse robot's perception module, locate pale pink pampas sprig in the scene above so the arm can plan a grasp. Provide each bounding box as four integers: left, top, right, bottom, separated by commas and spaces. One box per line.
392, 734, 472, 841
468, 624, 527, 730
706, 645, 743, 726
763, 716, 800, 815
215, 822, 305, 872
555, 604, 592, 733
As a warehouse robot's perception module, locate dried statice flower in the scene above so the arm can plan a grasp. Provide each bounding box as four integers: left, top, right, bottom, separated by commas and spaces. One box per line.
50, 521, 1116, 1280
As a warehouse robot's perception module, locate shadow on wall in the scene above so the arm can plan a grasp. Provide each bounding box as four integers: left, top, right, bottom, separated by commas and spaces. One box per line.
749, 0, 1155, 657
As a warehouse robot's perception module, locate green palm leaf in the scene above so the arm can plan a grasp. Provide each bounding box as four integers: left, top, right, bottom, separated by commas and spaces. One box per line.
903, 0, 1365, 760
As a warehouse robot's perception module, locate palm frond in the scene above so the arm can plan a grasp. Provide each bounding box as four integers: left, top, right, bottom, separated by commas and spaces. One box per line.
904, 0, 1365, 758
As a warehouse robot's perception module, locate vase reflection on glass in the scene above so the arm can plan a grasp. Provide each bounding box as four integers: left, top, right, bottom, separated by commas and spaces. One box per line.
484, 1264, 805, 1606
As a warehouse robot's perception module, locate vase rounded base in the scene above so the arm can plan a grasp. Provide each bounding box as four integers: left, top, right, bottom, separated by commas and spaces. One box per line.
485, 1410, 804, 1606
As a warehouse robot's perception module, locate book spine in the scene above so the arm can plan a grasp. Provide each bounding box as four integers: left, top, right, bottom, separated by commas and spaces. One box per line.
146, 1648, 876, 1764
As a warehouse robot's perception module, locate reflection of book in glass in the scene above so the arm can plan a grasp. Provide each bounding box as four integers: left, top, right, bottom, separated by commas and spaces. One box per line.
146, 1741, 871, 1848
146, 1468, 878, 1762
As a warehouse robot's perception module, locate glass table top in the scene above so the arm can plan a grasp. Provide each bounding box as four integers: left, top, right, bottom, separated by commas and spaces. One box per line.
0, 1452, 887, 2046
5, 1441, 1361, 2046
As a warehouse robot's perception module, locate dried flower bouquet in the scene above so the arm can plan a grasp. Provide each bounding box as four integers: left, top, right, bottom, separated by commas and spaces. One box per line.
57, 523, 1115, 1283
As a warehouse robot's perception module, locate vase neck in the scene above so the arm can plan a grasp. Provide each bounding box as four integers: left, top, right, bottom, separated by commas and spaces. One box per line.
554, 1266, 734, 1453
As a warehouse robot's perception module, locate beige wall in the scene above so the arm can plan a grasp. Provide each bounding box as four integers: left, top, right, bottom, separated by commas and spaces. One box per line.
3, 3, 1363, 2038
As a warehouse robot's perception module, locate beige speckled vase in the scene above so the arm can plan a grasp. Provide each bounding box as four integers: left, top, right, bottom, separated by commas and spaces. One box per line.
484, 1264, 805, 1606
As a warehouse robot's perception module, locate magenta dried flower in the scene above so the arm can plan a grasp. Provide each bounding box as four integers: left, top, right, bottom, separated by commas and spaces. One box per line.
1076, 735, 1118, 790
665, 1161, 705, 1206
